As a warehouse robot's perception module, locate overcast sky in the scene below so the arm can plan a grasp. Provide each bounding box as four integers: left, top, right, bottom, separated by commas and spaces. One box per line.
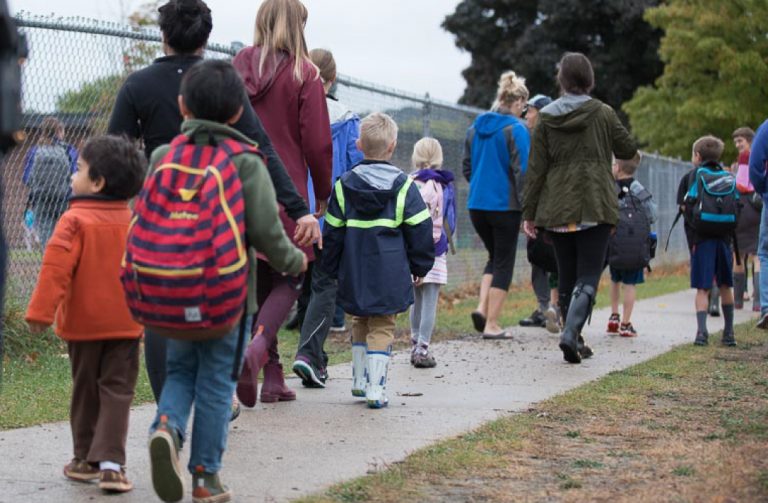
11, 0, 471, 103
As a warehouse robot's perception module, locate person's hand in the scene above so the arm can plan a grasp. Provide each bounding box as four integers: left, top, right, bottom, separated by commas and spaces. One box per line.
27, 321, 49, 334
294, 214, 322, 249
523, 220, 537, 239
413, 275, 424, 287
314, 200, 328, 219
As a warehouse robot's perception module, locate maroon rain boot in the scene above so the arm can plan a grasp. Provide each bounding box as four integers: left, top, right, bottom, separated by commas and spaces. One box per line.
260, 362, 296, 403
236, 326, 269, 408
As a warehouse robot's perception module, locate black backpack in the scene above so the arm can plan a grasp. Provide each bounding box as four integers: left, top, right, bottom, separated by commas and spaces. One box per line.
608, 183, 652, 270
28, 144, 72, 208
684, 166, 740, 237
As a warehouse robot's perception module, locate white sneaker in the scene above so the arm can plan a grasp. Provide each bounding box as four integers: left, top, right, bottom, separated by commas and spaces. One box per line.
351, 343, 367, 397
365, 352, 390, 409
544, 306, 561, 334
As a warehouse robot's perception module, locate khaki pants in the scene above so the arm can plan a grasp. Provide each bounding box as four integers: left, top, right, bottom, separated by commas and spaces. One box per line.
351, 315, 396, 352
68, 338, 140, 465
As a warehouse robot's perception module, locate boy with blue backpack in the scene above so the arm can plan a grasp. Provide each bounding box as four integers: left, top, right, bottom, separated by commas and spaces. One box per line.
606, 155, 657, 337
122, 60, 306, 503
676, 135, 738, 347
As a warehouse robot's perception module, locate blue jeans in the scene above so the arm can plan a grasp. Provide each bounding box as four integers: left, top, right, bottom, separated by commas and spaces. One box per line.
758, 204, 768, 314
149, 316, 251, 474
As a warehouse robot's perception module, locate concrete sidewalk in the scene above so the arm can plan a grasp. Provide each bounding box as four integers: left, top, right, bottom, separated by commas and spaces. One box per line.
0, 290, 756, 502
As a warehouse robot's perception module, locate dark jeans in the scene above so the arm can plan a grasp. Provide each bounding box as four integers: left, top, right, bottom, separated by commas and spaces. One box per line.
144, 330, 167, 403
296, 246, 339, 369
469, 209, 522, 291
296, 260, 345, 331
549, 225, 612, 318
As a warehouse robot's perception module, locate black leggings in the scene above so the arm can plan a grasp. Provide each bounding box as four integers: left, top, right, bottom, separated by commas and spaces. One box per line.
469, 210, 522, 291
549, 224, 612, 315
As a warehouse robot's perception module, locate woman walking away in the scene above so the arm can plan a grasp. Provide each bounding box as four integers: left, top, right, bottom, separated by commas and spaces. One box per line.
107, 0, 321, 410
409, 138, 456, 368
233, 0, 333, 405
522, 52, 639, 364
292, 48, 364, 387
462, 71, 530, 339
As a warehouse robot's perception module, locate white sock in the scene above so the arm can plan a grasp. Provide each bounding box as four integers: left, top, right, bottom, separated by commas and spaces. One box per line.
99, 461, 121, 472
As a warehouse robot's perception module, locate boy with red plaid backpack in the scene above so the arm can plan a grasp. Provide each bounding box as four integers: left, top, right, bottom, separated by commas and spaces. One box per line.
124, 60, 306, 503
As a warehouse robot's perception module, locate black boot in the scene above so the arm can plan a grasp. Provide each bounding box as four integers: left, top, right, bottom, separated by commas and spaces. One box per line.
733, 272, 746, 310
708, 288, 720, 317
577, 334, 594, 359
559, 284, 596, 364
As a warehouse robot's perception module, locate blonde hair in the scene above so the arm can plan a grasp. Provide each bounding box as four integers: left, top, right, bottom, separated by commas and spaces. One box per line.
492, 71, 529, 111
309, 48, 336, 84
359, 112, 398, 159
254, 0, 316, 82
412, 137, 443, 170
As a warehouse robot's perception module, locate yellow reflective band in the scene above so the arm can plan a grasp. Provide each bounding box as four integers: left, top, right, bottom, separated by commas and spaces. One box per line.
334, 180, 346, 217
395, 177, 413, 224
347, 218, 398, 229
324, 213, 346, 227
404, 208, 431, 226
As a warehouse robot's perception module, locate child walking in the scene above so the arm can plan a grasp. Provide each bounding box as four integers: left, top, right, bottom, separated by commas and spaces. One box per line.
322, 112, 434, 408
607, 156, 657, 337
25, 135, 146, 493
131, 60, 306, 503
409, 138, 456, 368
677, 135, 737, 346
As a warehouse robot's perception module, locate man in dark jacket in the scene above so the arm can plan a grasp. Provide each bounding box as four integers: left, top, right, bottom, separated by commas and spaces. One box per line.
749, 118, 768, 328
323, 113, 434, 409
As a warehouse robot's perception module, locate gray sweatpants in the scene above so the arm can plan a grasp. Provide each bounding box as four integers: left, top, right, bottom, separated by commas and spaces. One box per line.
409, 283, 442, 346
531, 264, 550, 312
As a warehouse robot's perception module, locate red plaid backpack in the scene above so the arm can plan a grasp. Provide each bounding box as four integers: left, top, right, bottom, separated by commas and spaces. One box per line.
121, 133, 258, 340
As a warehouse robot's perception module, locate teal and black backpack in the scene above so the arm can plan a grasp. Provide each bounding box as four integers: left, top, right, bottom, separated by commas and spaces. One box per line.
684, 166, 740, 237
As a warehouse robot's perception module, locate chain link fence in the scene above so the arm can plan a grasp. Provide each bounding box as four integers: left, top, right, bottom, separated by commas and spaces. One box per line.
3, 13, 691, 306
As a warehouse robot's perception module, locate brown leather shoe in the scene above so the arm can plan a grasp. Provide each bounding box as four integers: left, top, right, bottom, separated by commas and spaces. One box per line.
99, 468, 133, 493
63, 458, 99, 482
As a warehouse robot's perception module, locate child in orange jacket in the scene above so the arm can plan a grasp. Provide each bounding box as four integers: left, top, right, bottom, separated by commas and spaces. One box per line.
25, 135, 146, 493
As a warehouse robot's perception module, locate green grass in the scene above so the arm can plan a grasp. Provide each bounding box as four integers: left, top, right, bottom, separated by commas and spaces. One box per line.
1, 266, 689, 430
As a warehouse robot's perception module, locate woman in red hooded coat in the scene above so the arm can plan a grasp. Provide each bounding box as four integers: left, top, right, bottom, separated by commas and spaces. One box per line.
233, 0, 332, 405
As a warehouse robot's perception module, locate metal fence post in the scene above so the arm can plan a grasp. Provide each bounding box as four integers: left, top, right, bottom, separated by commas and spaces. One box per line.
422, 92, 431, 138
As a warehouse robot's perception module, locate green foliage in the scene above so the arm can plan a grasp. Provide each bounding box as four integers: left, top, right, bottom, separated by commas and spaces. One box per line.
443, 0, 663, 121
624, 0, 768, 160
56, 74, 124, 114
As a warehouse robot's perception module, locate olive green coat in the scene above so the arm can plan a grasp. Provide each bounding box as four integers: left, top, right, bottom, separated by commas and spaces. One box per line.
522, 99, 637, 228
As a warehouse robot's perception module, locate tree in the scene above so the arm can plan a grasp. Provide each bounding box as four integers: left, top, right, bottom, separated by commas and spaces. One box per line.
624, 0, 768, 160
442, 0, 663, 122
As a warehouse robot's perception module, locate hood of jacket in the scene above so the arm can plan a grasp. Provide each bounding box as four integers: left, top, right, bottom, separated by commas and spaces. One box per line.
472, 112, 519, 138
343, 161, 406, 216
232, 46, 290, 102
539, 96, 602, 133
413, 168, 454, 186
180, 118, 259, 146
327, 97, 357, 125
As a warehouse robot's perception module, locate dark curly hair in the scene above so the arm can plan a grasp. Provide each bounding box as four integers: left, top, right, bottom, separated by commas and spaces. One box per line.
158, 0, 212, 54
81, 135, 147, 200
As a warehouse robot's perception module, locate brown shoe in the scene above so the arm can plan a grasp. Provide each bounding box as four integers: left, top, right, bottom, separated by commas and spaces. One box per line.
99, 468, 133, 493
63, 458, 99, 482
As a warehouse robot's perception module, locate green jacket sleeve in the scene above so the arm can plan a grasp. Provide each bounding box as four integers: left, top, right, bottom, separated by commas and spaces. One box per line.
608, 107, 637, 160
238, 154, 304, 275
522, 122, 548, 222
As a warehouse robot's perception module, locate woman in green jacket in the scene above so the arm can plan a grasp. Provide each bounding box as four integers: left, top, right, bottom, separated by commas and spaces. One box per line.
522, 52, 638, 364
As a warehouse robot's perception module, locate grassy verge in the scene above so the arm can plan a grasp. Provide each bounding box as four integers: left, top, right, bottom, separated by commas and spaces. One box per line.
1, 265, 689, 430
302, 322, 768, 503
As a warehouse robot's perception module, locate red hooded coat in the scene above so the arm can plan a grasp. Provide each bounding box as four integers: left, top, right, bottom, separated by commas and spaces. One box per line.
233, 47, 332, 261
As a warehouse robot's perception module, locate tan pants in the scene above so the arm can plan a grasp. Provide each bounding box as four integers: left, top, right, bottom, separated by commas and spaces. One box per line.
351, 315, 396, 352
68, 338, 140, 465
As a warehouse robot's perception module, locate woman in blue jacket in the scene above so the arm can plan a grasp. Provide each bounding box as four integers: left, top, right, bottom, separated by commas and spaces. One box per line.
462, 71, 530, 339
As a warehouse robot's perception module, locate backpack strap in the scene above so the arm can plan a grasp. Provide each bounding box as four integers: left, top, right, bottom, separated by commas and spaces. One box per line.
664, 209, 684, 253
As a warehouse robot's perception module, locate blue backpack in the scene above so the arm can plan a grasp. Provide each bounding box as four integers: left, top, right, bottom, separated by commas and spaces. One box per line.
683, 166, 740, 237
